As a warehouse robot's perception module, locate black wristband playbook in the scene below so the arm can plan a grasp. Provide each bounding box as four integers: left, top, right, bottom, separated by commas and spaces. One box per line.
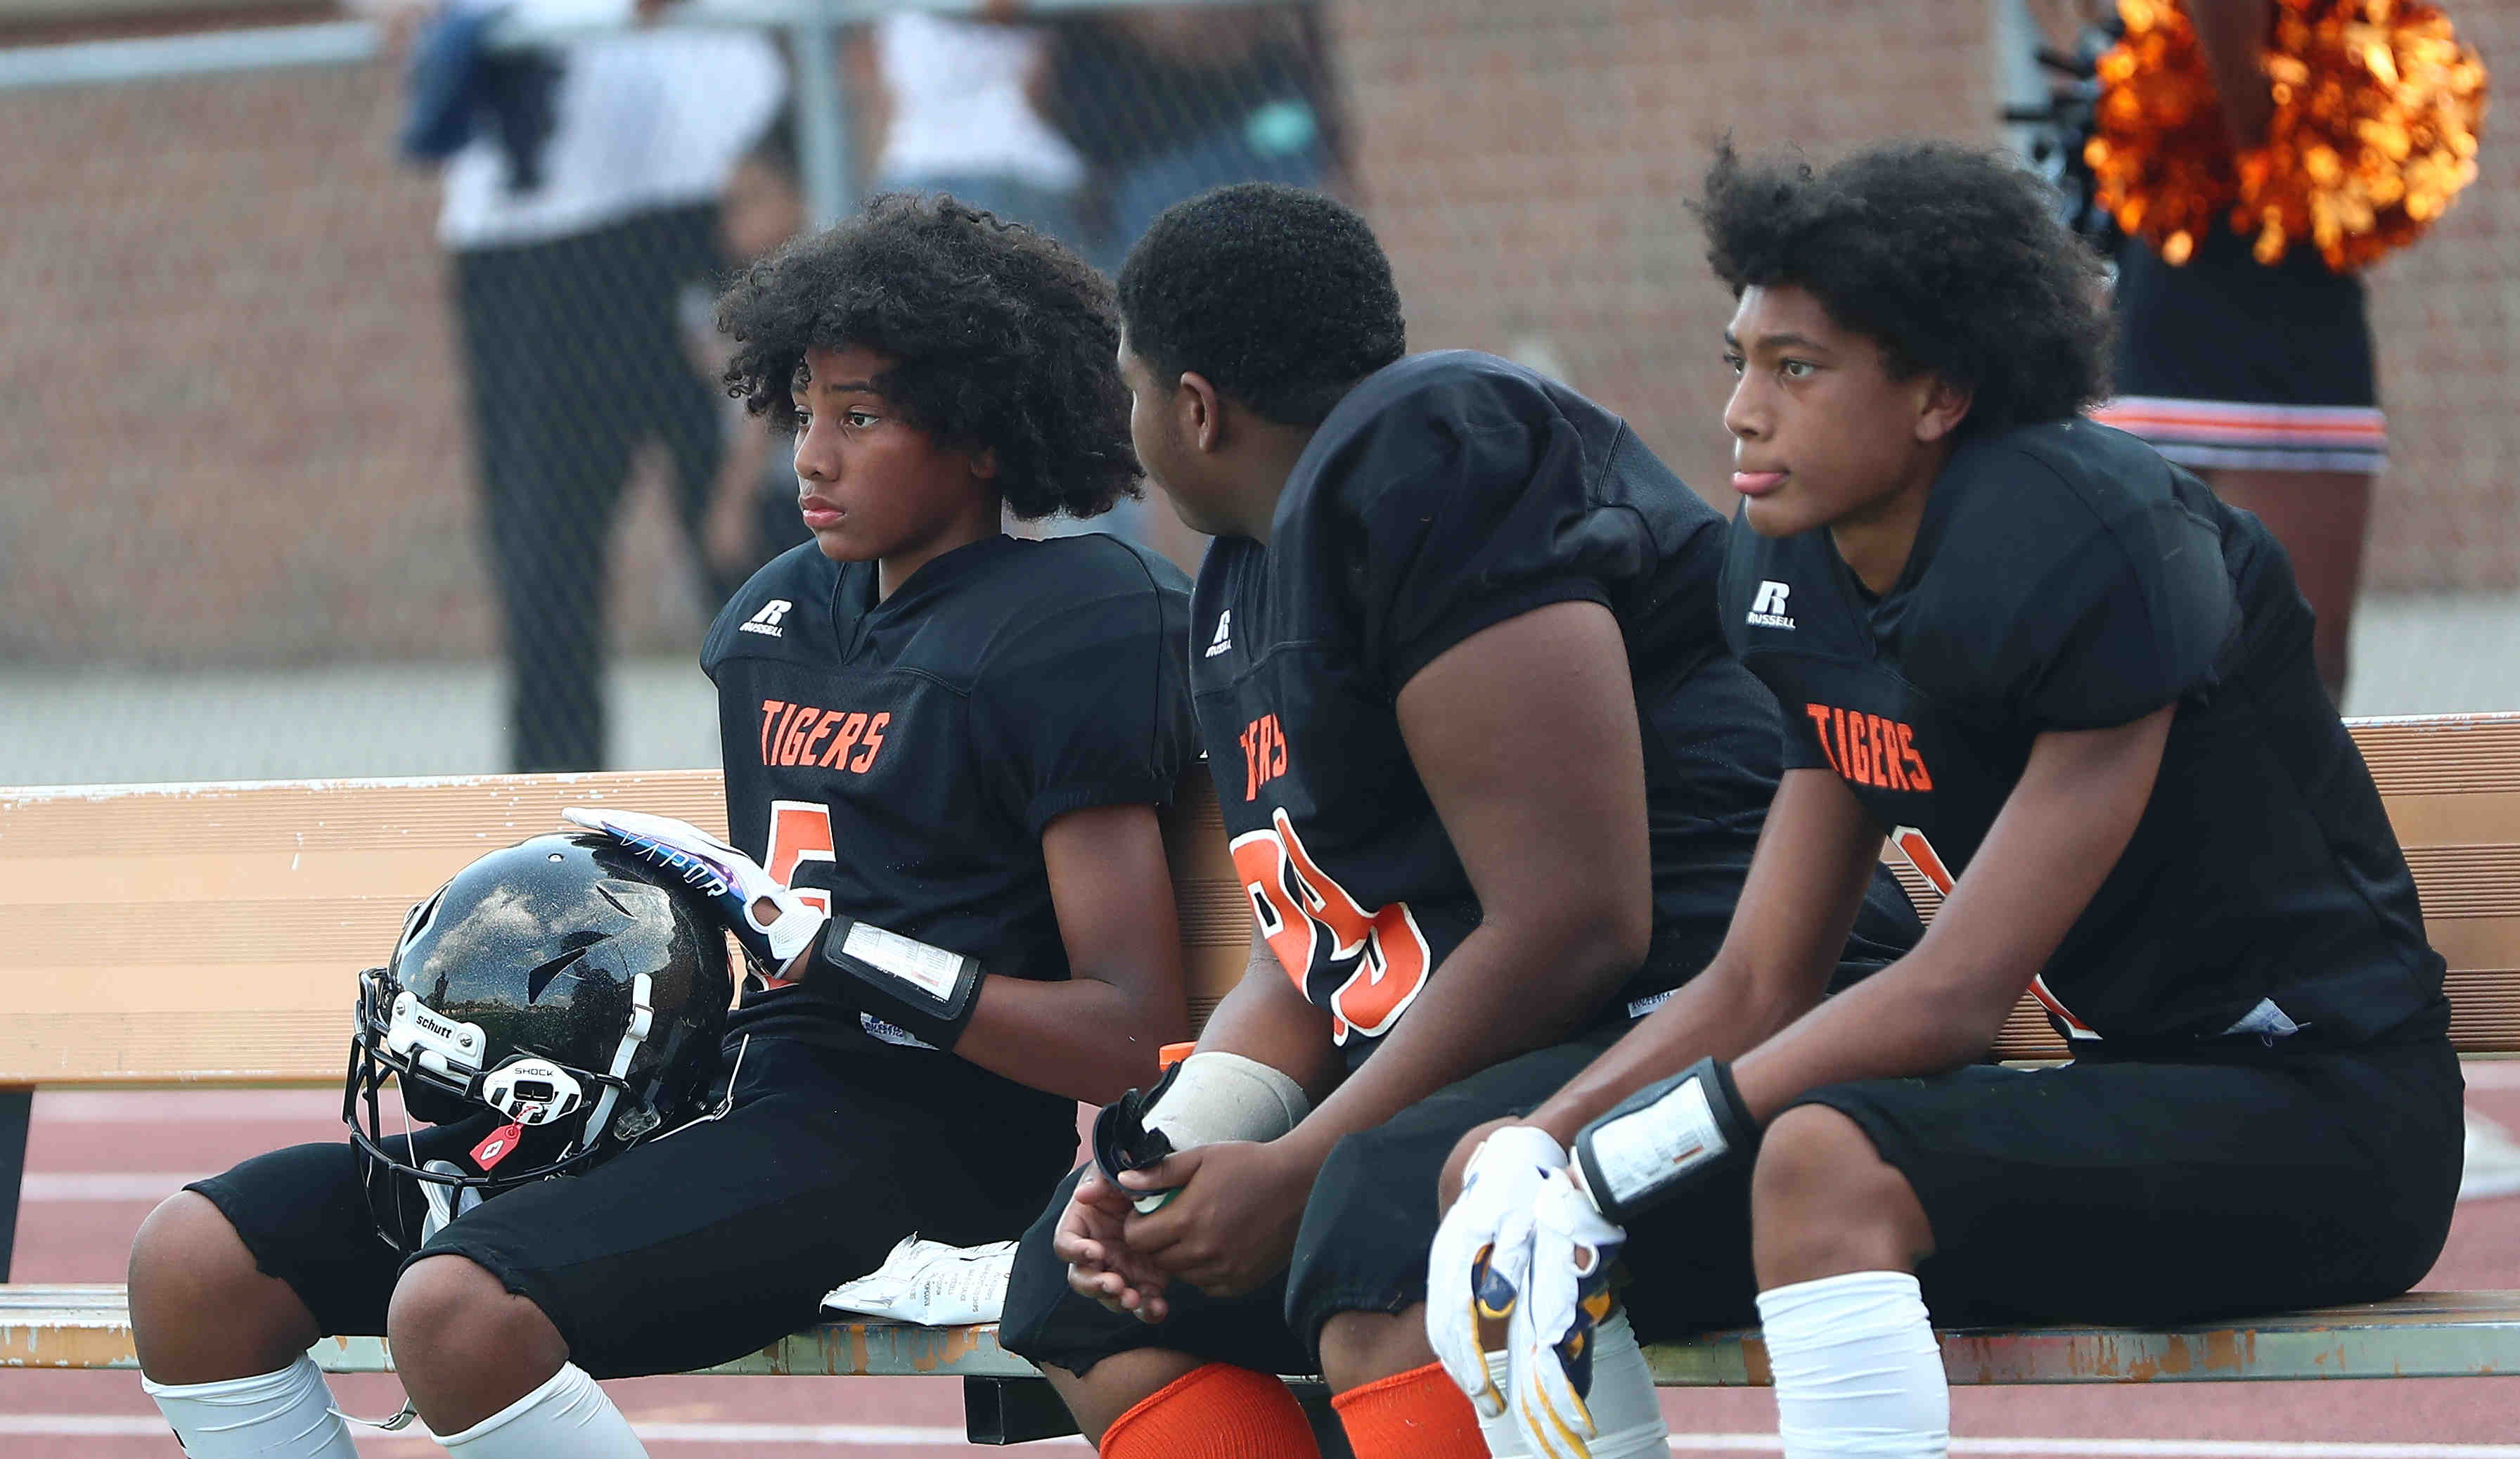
1571, 1055, 1755, 1224
802, 913, 983, 1051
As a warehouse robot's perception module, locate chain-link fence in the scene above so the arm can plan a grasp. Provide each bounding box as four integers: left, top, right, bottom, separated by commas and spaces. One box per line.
1, 0, 2514, 786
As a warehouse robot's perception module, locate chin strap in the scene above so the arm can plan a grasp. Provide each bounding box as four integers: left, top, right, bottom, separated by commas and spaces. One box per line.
574, 972, 655, 1158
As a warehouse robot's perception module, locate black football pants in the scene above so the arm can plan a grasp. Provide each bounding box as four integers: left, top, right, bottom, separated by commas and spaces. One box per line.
190, 1036, 1071, 1377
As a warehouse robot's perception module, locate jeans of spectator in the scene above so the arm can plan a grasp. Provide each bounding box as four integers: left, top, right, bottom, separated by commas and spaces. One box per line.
452, 203, 725, 773
875, 173, 1087, 251
1098, 99, 1330, 271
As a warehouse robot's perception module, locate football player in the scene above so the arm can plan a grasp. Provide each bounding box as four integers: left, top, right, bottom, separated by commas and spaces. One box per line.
127, 194, 1199, 1459
996, 184, 1921, 1459
1429, 142, 2462, 1459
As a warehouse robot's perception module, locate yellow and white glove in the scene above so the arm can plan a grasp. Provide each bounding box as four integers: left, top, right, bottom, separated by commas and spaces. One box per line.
1505, 1166, 1628, 1459
1427, 1124, 1565, 1420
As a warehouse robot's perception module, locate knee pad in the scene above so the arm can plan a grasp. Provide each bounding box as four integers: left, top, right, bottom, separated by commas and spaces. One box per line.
437, 1362, 648, 1459
143, 1354, 358, 1459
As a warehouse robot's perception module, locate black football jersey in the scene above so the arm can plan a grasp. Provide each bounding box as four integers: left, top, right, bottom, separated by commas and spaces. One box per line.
702, 532, 1197, 1137
1721, 419, 2446, 1050
1197, 352, 1918, 1071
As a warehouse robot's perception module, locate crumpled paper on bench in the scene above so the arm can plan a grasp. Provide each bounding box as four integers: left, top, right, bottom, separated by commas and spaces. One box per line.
821, 1234, 1020, 1325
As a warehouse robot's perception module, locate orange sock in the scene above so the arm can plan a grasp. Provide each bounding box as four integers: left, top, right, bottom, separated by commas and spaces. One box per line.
1101, 1361, 1322, 1459
1330, 1361, 1490, 1459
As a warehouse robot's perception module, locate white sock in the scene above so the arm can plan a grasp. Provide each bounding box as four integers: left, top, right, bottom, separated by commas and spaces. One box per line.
1479, 1403, 1532, 1457
1481, 1309, 1665, 1458
1574, 1310, 1671, 1458
437, 1362, 650, 1459
142, 1354, 359, 1459
1756, 1271, 1947, 1459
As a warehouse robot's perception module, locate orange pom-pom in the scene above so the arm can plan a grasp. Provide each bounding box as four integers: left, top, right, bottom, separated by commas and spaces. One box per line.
2088, 0, 2487, 271
2087, 0, 2235, 265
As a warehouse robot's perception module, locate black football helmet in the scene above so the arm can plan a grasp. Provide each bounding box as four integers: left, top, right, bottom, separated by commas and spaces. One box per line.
345, 832, 732, 1249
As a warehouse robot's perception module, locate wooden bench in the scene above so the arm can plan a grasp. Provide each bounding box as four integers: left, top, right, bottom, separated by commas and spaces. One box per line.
2, 715, 2516, 1444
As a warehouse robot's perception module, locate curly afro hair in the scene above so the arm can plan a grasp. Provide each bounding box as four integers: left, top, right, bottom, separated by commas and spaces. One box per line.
716, 193, 1139, 521
1699, 140, 2111, 436
1117, 183, 1406, 426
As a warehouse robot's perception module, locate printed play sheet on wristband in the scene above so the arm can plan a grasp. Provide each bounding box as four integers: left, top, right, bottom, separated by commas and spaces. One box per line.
1593, 1079, 1728, 1201
843, 921, 964, 999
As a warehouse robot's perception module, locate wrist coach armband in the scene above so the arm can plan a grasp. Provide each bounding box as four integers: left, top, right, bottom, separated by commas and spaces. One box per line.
804, 915, 982, 1051
1571, 1056, 1754, 1225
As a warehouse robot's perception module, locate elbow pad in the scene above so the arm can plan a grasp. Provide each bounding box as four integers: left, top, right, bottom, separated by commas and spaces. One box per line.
1571, 1057, 1755, 1225
1092, 1050, 1311, 1213
801, 914, 982, 1052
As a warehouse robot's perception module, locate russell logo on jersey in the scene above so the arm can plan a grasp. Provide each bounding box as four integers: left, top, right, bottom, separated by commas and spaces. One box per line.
740, 599, 794, 638
1746, 580, 1796, 630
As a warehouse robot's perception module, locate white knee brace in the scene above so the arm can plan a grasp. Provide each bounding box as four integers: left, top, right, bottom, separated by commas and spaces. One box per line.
437, 1362, 650, 1459
141, 1354, 358, 1459
1758, 1271, 1948, 1459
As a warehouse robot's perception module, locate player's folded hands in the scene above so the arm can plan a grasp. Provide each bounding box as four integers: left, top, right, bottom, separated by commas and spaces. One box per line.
1055, 1166, 1174, 1324
1119, 1139, 1311, 1299
1507, 1166, 1628, 1459
561, 808, 825, 972
1427, 1123, 1564, 1420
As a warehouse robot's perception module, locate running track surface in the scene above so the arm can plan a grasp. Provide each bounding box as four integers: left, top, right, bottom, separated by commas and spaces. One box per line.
6, 1075, 2516, 1458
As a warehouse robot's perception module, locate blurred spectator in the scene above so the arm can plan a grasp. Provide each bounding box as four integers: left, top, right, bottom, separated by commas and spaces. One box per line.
1047, 3, 1348, 271
695, 113, 815, 598
849, 5, 1087, 242
2088, 0, 2381, 700
399, 0, 782, 771
1031, 2, 1345, 567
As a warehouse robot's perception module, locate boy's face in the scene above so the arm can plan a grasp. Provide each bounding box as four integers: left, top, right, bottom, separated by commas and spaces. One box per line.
1721, 283, 1962, 541
791, 345, 990, 564
1118, 335, 1235, 537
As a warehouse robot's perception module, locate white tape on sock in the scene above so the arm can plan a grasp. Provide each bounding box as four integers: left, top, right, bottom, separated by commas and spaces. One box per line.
437, 1362, 650, 1459
1580, 1310, 1673, 1459
1480, 1404, 1534, 1457
142, 1354, 357, 1459
1756, 1270, 1947, 1459
1145, 1050, 1312, 1148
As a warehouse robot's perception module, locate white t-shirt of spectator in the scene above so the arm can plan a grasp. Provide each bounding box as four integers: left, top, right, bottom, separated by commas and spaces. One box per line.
873, 11, 1084, 192
437, 0, 786, 251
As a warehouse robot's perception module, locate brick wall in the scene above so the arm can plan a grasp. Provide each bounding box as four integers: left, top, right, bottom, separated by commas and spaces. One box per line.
0, 1, 2508, 664
1335, 0, 2520, 593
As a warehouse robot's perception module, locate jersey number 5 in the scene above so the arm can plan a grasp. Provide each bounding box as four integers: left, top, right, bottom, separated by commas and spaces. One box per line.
1230, 809, 1432, 1045
755, 802, 835, 990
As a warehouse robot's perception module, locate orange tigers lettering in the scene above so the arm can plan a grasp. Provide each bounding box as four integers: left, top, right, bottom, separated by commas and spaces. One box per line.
1804, 701, 1933, 793
757, 700, 889, 774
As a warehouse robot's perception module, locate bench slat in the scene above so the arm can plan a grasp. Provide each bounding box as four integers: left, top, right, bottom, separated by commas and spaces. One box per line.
7, 1285, 2516, 1384
6, 716, 2516, 1083
0, 773, 729, 858
0, 1010, 345, 1084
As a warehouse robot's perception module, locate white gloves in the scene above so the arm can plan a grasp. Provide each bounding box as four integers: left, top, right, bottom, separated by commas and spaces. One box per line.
1427, 1124, 1567, 1420
562, 808, 824, 971
1427, 1124, 1635, 1459
1507, 1167, 1629, 1459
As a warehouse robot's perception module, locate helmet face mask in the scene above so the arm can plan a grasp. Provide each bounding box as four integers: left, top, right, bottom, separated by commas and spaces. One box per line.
345, 833, 731, 1250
